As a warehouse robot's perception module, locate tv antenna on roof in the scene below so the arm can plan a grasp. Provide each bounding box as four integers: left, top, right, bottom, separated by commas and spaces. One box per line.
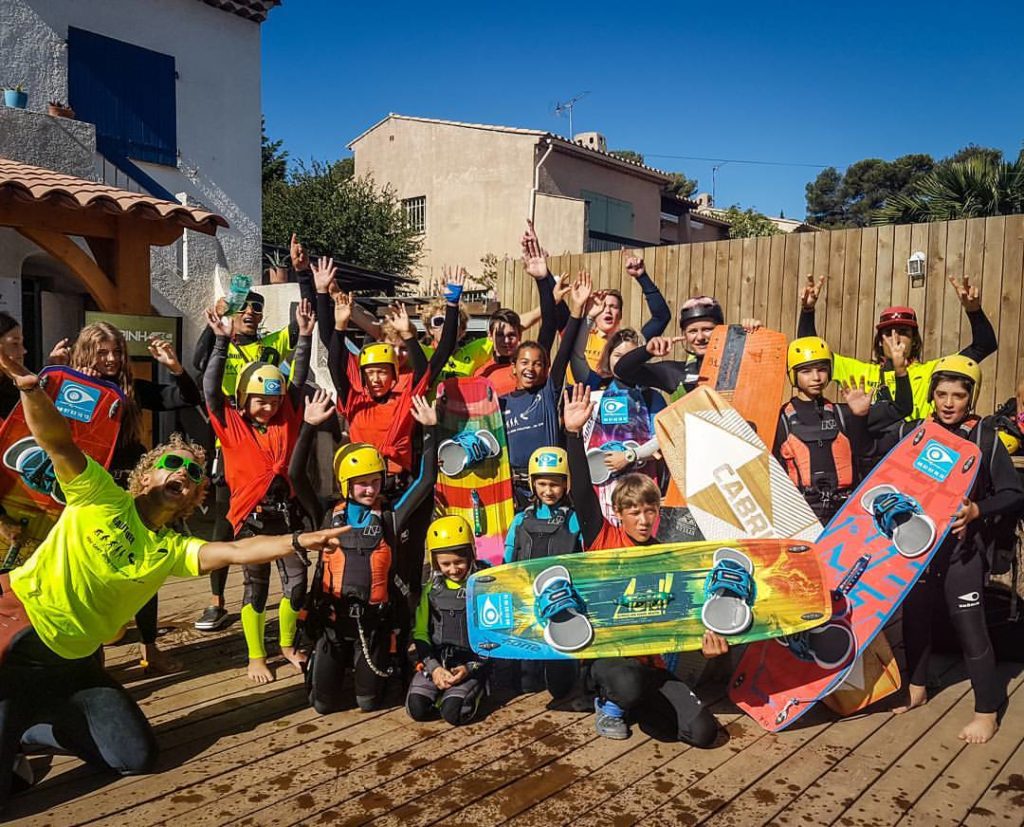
553, 91, 590, 140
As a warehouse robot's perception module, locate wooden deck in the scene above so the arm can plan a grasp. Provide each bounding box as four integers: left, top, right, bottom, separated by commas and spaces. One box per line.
6, 575, 1024, 826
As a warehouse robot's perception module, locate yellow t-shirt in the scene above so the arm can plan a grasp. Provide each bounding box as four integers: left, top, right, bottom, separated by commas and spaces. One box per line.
10, 457, 204, 659
221, 327, 293, 397
831, 353, 949, 421
423, 338, 493, 380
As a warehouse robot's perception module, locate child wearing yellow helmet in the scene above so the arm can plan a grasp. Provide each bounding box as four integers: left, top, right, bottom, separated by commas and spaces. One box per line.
774, 334, 912, 522
288, 395, 441, 714
203, 299, 317, 685
874, 354, 1024, 745
406, 515, 489, 726
321, 269, 463, 488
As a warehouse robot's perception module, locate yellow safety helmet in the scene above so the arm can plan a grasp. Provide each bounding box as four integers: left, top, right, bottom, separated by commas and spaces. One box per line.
528, 447, 569, 484
426, 515, 475, 555
929, 355, 982, 409
359, 342, 398, 371
997, 430, 1020, 456
236, 361, 285, 408
333, 442, 386, 498
787, 337, 833, 386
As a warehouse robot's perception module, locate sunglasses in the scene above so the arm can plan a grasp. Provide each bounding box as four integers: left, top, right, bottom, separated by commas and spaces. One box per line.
239, 301, 265, 315
429, 315, 445, 328
155, 453, 205, 484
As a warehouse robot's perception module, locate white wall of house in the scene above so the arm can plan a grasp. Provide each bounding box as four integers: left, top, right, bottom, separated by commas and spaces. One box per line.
0, 0, 264, 355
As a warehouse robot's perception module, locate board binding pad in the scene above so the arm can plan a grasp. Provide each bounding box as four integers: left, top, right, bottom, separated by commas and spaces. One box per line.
655, 386, 820, 544
730, 420, 980, 731
434, 377, 515, 566
584, 387, 657, 523
697, 324, 787, 448
0, 366, 124, 567
467, 538, 831, 661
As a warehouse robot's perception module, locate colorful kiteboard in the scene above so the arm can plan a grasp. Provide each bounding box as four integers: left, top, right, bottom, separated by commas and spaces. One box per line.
466, 538, 831, 660
730, 420, 980, 731
434, 377, 515, 566
0, 367, 124, 568
584, 386, 657, 523
698, 325, 787, 447
655, 386, 821, 543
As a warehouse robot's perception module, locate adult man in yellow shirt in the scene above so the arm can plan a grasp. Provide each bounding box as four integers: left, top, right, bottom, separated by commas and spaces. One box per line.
797, 272, 997, 420
0, 350, 344, 808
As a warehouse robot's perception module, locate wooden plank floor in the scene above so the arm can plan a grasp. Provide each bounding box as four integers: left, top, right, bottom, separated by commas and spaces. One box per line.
6, 576, 1024, 826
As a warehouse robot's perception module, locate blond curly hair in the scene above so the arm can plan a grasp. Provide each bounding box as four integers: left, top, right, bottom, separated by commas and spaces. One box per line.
418, 299, 468, 345
128, 433, 208, 522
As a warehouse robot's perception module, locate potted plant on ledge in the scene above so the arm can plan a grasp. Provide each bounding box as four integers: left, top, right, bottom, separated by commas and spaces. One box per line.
47, 100, 75, 118
265, 251, 290, 284
3, 85, 28, 109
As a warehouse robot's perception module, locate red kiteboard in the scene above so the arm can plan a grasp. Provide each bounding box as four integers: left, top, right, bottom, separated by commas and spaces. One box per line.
0, 366, 124, 567
730, 420, 980, 731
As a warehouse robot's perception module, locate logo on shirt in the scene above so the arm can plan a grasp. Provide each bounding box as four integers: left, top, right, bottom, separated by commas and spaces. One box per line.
599, 395, 629, 425
55, 381, 100, 422
913, 440, 959, 482
476, 593, 514, 630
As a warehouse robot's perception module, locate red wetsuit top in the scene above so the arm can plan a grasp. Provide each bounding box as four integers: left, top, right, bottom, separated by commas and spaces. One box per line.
211, 397, 302, 534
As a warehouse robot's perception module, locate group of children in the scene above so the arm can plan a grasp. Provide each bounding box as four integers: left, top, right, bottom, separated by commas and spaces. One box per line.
1, 222, 1022, 808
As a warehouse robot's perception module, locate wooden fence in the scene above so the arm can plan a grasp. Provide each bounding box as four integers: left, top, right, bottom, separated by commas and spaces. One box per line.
494, 215, 1024, 415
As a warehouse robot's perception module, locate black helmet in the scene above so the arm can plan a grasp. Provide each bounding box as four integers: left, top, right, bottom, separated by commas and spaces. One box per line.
679, 296, 724, 329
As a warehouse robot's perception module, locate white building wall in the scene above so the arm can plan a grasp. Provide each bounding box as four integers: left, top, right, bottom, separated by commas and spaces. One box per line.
0, 0, 263, 354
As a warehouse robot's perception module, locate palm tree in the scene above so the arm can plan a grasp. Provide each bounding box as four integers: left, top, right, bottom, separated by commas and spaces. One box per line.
873, 151, 1024, 225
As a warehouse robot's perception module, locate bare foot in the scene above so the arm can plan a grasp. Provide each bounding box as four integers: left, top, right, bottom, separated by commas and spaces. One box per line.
281, 645, 308, 674
247, 658, 275, 684
958, 711, 998, 744
141, 644, 183, 675
893, 684, 928, 714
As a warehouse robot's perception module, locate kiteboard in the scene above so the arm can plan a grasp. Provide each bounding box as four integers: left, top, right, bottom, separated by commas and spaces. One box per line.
655, 386, 821, 543
697, 325, 787, 446
730, 420, 979, 731
434, 377, 515, 566
467, 538, 831, 660
0, 366, 124, 568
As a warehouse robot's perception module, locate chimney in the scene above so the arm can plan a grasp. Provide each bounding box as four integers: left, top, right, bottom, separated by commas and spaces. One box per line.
573, 131, 607, 153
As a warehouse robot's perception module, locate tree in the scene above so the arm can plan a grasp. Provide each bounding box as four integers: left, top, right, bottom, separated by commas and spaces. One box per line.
261, 116, 288, 189
664, 171, 698, 199
723, 206, 781, 238
873, 152, 1024, 225
805, 155, 934, 228
609, 149, 645, 165
263, 160, 422, 274
945, 144, 1003, 167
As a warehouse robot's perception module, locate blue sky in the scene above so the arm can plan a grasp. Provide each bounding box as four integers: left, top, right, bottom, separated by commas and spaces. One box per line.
262, 1, 1024, 220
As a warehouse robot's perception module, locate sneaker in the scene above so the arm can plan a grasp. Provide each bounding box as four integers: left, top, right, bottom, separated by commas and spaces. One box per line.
594, 698, 630, 740
194, 605, 229, 631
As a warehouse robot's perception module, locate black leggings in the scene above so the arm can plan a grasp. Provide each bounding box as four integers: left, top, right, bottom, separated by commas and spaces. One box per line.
134, 595, 158, 646
590, 658, 718, 747
406, 669, 485, 726
517, 659, 578, 699
902, 550, 1005, 713
208, 477, 233, 598
306, 620, 391, 714
0, 630, 156, 809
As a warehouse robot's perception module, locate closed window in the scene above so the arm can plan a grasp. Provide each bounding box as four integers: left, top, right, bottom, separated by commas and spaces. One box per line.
581, 189, 635, 237
68, 28, 177, 166
403, 196, 426, 234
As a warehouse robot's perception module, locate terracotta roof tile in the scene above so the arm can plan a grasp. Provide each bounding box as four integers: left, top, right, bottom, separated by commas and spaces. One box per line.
0, 157, 229, 234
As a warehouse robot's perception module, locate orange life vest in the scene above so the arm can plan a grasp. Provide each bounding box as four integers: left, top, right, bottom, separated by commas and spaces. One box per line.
778, 400, 854, 493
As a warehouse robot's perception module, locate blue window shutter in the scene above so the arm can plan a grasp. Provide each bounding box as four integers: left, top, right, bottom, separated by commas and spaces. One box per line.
68, 27, 177, 166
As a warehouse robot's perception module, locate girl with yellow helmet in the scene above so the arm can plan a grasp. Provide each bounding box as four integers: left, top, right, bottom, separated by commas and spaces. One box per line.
289, 395, 440, 715
203, 299, 317, 685
874, 354, 1024, 745
406, 514, 489, 726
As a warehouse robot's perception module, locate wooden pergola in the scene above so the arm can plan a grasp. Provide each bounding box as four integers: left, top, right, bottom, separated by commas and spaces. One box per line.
0, 157, 228, 314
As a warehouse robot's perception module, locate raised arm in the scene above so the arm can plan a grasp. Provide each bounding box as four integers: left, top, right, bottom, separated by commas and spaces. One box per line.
549, 271, 591, 391
797, 274, 825, 338
867, 334, 912, 432
424, 268, 466, 380
394, 397, 439, 530
562, 384, 603, 547
326, 292, 354, 401
201, 308, 233, 421
135, 336, 202, 410
0, 352, 86, 481
288, 388, 335, 527
613, 336, 688, 395
948, 275, 997, 362
522, 220, 569, 332
535, 265, 558, 353
626, 254, 670, 340
289, 298, 316, 392
569, 313, 598, 387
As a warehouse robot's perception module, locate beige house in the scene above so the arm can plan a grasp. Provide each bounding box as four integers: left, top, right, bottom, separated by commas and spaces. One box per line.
349, 114, 728, 283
